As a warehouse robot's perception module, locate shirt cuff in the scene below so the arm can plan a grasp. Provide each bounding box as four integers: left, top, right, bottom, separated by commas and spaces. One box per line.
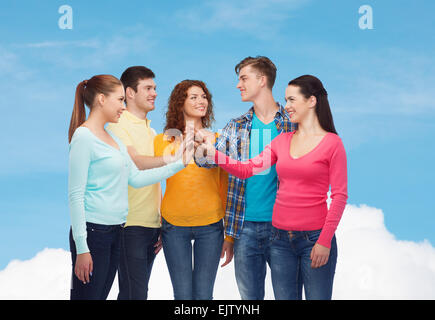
317, 229, 334, 249
224, 235, 234, 243
74, 235, 90, 254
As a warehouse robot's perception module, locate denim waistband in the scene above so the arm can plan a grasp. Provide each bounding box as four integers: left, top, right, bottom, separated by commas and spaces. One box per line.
86, 222, 125, 230
274, 227, 321, 237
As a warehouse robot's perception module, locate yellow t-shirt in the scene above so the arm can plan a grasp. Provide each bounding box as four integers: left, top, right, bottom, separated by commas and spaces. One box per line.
154, 132, 228, 226
107, 110, 161, 228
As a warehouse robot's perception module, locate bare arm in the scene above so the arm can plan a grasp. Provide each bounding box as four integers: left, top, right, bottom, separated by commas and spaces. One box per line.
127, 145, 169, 170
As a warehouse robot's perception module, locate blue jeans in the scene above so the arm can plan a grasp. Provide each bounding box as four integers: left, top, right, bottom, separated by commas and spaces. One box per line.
233, 221, 272, 300
269, 227, 337, 300
117, 226, 160, 300
161, 218, 224, 300
69, 222, 122, 300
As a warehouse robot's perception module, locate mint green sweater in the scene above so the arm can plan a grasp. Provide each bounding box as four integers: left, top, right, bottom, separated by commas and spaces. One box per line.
68, 127, 184, 254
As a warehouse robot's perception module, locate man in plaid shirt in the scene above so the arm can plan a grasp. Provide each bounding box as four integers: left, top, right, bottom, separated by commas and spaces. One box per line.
196, 56, 296, 300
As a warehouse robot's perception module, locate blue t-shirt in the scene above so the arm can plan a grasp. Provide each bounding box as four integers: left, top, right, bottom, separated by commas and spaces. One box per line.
244, 113, 279, 221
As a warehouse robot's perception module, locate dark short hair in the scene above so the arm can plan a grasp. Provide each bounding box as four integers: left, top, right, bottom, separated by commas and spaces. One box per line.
235, 56, 277, 89
120, 66, 155, 92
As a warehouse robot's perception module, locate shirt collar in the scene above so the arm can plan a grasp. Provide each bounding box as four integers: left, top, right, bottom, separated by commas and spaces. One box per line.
242, 102, 285, 122
124, 110, 151, 127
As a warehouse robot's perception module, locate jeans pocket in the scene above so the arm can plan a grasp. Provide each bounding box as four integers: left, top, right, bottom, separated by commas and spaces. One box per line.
161, 218, 174, 232
269, 226, 279, 243
304, 229, 322, 244
210, 219, 224, 230
86, 223, 114, 234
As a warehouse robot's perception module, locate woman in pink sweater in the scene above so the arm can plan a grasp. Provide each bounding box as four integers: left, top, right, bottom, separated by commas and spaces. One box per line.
197, 75, 348, 300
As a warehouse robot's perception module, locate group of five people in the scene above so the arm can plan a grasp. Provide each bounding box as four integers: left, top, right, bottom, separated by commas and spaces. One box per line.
67, 56, 348, 300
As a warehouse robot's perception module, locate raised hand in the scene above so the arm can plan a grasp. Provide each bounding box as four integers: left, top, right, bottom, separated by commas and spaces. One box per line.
194, 128, 216, 162
182, 121, 195, 166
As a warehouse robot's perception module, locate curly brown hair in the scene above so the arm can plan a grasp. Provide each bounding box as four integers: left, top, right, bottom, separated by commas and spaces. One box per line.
164, 80, 215, 133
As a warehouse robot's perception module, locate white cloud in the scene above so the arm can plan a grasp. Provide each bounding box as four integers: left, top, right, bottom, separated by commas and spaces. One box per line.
333, 204, 435, 299
0, 204, 434, 300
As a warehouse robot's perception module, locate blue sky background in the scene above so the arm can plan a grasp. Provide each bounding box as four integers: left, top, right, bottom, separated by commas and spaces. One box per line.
0, 0, 434, 269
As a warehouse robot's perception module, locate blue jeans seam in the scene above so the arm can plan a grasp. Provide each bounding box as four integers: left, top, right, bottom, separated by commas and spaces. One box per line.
120, 227, 132, 299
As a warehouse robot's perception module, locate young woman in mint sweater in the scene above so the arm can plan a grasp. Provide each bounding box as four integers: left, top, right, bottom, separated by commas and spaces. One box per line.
67, 75, 193, 300
197, 75, 348, 300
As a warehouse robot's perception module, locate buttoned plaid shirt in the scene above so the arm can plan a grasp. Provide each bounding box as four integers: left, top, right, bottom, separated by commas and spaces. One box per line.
197, 104, 296, 240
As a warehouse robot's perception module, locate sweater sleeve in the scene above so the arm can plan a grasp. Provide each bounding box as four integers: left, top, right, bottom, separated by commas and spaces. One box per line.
317, 138, 348, 248
68, 131, 93, 254
127, 155, 185, 188
214, 137, 279, 179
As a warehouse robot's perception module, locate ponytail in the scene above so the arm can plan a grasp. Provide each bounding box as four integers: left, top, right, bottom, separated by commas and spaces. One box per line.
288, 75, 338, 135
68, 75, 122, 143
68, 81, 87, 143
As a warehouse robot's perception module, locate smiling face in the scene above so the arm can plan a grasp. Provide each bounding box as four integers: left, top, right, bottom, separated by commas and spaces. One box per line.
129, 78, 157, 113
284, 85, 316, 124
100, 84, 126, 123
236, 65, 264, 102
182, 86, 208, 119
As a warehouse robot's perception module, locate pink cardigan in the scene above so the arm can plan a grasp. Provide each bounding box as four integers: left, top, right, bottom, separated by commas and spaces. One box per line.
214, 131, 348, 248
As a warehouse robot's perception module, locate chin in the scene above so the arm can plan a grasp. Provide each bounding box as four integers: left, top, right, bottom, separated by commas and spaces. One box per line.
191, 109, 206, 117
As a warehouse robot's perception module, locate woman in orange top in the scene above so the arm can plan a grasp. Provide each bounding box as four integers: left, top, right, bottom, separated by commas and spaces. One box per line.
154, 80, 228, 300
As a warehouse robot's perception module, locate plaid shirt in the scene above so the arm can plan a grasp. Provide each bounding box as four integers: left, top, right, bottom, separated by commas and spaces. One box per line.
197, 104, 296, 239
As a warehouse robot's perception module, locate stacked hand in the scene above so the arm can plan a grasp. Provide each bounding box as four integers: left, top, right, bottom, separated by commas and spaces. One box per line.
193, 128, 216, 161
164, 124, 216, 166
181, 121, 195, 166
169, 122, 195, 166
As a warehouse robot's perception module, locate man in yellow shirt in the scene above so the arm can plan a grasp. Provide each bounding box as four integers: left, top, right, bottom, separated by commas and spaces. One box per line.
107, 66, 168, 300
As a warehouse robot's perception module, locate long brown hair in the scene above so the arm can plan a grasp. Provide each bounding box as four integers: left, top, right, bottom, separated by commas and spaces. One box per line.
164, 80, 215, 133
68, 74, 122, 143
288, 75, 338, 135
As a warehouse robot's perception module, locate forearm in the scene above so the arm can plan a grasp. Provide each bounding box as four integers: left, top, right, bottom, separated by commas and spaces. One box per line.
317, 140, 348, 248
127, 145, 170, 170
214, 151, 254, 179
214, 148, 276, 179
132, 154, 169, 170
68, 190, 89, 254
129, 159, 185, 188
68, 134, 91, 254
317, 193, 347, 248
